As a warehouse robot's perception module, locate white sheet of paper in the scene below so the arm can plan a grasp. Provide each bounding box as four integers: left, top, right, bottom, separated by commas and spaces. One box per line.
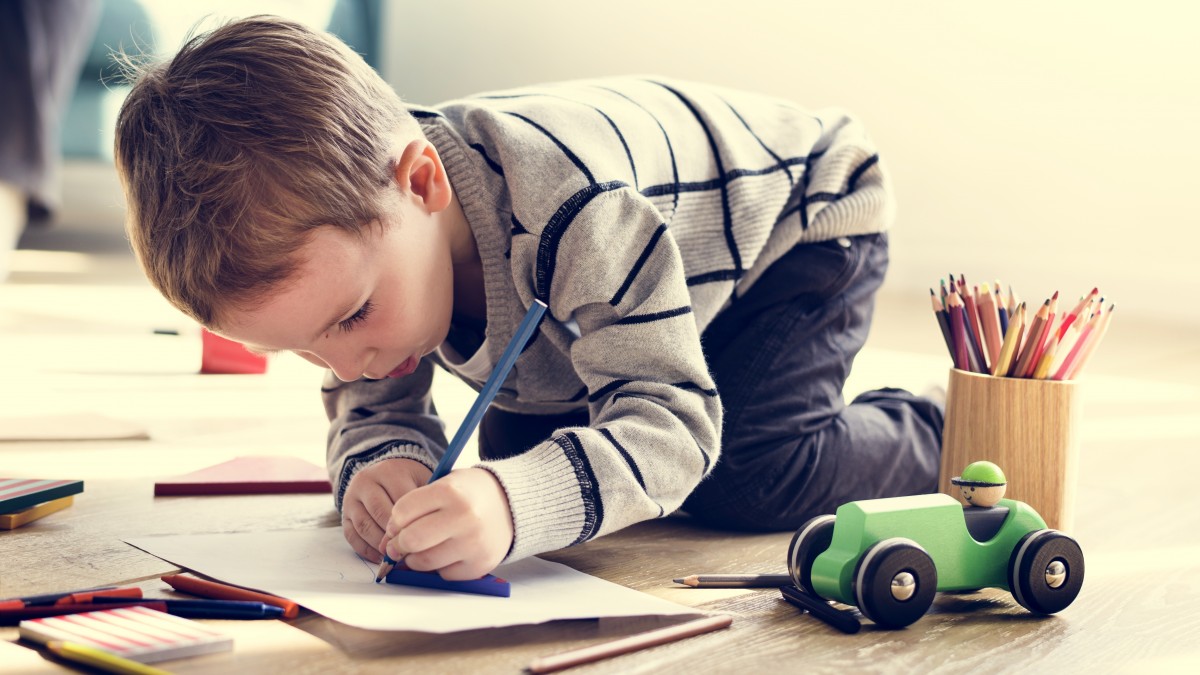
125, 528, 698, 633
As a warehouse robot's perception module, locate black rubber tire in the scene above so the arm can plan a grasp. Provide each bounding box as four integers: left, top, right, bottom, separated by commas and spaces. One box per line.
787, 514, 836, 596
1007, 529, 1085, 614
852, 538, 937, 629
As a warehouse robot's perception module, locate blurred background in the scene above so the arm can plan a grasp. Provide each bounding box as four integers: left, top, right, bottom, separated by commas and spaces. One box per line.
13, 0, 1198, 327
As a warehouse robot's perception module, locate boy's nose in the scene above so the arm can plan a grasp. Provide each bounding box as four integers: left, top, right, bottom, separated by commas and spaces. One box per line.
301, 349, 365, 382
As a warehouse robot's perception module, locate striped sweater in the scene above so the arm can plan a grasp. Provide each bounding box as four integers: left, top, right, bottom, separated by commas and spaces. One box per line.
322, 76, 893, 562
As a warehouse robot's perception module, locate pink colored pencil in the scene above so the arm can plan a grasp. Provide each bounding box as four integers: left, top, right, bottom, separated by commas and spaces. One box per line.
1065, 303, 1116, 379
1052, 311, 1100, 380
1056, 287, 1098, 341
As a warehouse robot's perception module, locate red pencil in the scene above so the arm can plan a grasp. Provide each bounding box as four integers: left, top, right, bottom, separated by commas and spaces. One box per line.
1057, 287, 1098, 341
946, 292, 971, 371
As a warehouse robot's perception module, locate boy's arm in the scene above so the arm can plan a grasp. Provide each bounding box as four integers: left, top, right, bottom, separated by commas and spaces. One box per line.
480, 186, 723, 563
322, 357, 449, 511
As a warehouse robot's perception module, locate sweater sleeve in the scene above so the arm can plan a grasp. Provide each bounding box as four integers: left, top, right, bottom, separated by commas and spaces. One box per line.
322, 358, 448, 510
477, 185, 722, 562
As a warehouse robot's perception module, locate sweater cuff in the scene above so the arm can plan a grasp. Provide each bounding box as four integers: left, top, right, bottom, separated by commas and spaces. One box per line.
335, 442, 437, 512
477, 440, 590, 563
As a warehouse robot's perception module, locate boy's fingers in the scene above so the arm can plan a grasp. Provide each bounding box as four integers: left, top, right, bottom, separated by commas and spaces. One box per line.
384, 509, 457, 560
341, 519, 383, 563
402, 538, 471, 574
384, 485, 444, 538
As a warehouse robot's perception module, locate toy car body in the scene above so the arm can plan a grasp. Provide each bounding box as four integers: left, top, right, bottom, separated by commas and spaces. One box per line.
788, 492, 1084, 628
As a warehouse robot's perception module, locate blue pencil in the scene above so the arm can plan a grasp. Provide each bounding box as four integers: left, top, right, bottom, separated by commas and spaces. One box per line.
375, 299, 549, 585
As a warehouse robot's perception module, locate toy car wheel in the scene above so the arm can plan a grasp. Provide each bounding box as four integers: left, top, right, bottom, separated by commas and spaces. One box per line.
853, 538, 937, 629
787, 514, 836, 596
1007, 529, 1084, 615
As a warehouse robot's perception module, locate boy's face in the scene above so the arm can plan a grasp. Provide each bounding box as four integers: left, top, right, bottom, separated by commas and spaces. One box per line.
217, 203, 456, 382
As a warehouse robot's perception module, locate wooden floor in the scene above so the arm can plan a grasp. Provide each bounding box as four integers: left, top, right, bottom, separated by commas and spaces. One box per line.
3, 218, 1199, 673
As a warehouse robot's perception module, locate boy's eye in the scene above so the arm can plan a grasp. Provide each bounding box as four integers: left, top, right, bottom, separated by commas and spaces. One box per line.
338, 299, 374, 332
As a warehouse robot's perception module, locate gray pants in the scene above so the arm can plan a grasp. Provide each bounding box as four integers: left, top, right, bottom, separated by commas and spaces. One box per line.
1, 0, 99, 219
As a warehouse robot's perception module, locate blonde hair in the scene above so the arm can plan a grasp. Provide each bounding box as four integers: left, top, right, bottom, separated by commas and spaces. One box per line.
115, 15, 417, 328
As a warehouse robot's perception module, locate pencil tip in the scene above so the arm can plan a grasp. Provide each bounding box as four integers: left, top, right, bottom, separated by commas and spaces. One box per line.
673, 578, 684, 584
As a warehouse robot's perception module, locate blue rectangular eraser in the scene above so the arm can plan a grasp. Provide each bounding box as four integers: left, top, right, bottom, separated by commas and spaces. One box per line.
384, 566, 511, 597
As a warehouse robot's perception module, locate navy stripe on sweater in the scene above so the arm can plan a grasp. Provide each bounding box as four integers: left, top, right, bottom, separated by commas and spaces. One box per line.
469, 143, 505, 175
598, 428, 665, 518
535, 181, 627, 303
557, 432, 604, 544
610, 223, 667, 307
722, 97, 794, 186
652, 81, 742, 275
596, 85, 680, 223
615, 305, 693, 325
506, 112, 594, 183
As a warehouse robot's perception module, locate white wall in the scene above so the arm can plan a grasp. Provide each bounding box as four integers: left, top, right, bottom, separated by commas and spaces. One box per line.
382, 0, 1200, 324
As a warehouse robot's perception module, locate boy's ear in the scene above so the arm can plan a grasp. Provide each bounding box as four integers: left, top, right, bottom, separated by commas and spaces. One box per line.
393, 140, 452, 213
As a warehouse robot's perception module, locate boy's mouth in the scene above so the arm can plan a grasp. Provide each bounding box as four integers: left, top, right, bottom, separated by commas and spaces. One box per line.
386, 356, 418, 378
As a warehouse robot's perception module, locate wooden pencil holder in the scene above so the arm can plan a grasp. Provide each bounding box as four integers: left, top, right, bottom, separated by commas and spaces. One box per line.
939, 368, 1083, 532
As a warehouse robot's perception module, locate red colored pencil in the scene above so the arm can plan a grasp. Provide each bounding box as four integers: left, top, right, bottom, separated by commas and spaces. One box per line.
946, 291, 971, 371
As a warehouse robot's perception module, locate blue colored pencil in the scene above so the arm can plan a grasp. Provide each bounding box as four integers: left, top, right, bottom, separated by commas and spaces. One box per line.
375, 299, 549, 584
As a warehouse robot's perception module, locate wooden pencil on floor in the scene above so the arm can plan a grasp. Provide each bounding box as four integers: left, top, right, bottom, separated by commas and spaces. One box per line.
527, 615, 733, 673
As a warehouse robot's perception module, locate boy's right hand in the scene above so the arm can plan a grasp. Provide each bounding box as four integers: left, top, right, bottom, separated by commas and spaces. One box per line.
341, 458, 432, 563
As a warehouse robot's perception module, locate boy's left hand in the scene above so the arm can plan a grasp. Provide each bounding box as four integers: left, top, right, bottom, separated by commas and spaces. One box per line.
379, 467, 514, 580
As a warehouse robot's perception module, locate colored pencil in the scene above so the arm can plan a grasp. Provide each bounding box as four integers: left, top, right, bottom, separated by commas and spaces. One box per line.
957, 277, 988, 371
992, 302, 1026, 376
1024, 291, 1060, 377
673, 574, 792, 588
946, 292, 970, 371
4, 586, 118, 607
86, 596, 286, 619
1032, 333, 1061, 379
55, 588, 143, 605
1011, 299, 1050, 378
976, 282, 1003, 368
527, 615, 733, 673
1, 602, 168, 626
1052, 311, 1100, 380
930, 289, 953, 357
46, 641, 170, 675
160, 574, 299, 619
1056, 287, 1098, 341
376, 299, 549, 583
994, 282, 1009, 335
1065, 303, 1115, 379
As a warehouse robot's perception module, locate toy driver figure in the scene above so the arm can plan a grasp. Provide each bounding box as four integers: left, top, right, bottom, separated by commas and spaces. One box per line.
951, 461, 1007, 508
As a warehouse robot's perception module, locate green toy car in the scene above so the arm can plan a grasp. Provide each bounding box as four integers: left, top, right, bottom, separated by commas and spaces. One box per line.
787, 492, 1084, 629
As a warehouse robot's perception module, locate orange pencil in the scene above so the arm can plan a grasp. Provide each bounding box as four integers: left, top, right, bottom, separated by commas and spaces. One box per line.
1052, 310, 1100, 380
1022, 291, 1059, 377
160, 574, 300, 619
1011, 299, 1050, 378
1065, 303, 1116, 379
976, 282, 1003, 368
992, 302, 1026, 376
528, 615, 733, 673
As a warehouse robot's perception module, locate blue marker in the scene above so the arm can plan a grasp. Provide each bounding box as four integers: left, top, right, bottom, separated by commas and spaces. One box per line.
374, 299, 548, 589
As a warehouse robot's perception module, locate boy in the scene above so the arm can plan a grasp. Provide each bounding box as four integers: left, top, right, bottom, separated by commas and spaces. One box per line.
115, 17, 943, 581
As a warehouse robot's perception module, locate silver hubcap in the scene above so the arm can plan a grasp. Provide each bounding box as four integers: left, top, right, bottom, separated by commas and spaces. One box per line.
891, 571, 916, 601
1045, 559, 1067, 588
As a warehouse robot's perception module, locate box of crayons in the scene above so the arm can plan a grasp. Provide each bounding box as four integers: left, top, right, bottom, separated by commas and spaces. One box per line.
932, 276, 1112, 532
931, 276, 1113, 379
0, 479, 83, 530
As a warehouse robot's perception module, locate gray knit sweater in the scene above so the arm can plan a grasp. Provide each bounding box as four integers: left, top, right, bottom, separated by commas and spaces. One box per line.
322, 76, 893, 562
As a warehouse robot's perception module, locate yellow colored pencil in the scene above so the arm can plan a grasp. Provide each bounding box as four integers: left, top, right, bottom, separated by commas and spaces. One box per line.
1032, 333, 1061, 379
46, 641, 171, 675
992, 302, 1025, 376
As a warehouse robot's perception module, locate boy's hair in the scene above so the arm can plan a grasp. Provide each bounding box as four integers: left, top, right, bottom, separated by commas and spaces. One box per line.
115, 16, 417, 328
